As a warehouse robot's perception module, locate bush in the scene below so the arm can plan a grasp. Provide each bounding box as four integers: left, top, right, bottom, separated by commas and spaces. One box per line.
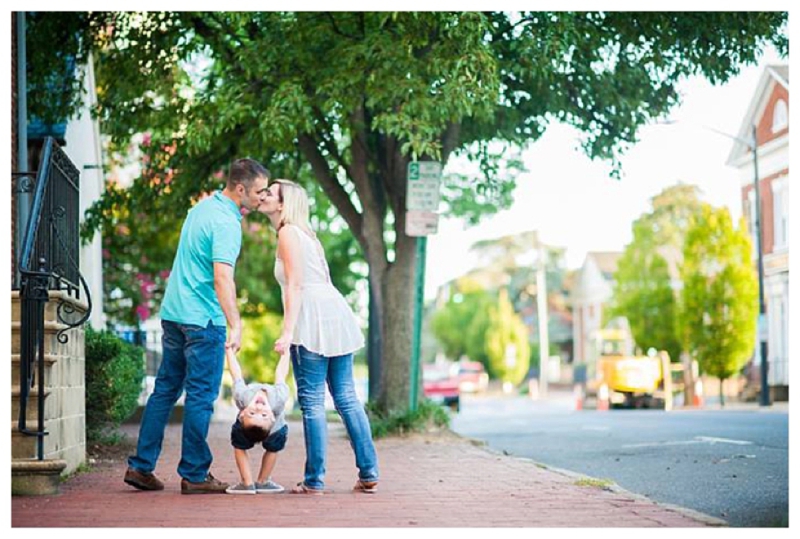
85, 327, 145, 442
365, 400, 450, 439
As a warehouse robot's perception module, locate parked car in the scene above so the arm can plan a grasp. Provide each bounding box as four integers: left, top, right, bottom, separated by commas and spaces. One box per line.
422, 364, 460, 412
456, 360, 489, 393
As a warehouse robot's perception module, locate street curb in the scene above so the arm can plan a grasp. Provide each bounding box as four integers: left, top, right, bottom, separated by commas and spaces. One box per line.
448, 429, 729, 527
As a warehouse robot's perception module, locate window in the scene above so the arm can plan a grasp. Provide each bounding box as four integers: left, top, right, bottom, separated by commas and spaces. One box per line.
771, 176, 789, 250
772, 99, 788, 132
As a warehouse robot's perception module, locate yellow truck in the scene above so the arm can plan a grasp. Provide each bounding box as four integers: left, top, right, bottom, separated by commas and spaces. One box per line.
580, 327, 666, 409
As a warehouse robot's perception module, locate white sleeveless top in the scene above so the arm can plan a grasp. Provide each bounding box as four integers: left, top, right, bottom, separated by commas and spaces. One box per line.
274, 225, 365, 357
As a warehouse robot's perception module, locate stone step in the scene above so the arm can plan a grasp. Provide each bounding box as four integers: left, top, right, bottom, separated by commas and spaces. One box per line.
11, 290, 90, 325
12, 458, 67, 496
10, 320, 75, 356
11, 386, 52, 424
11, 423, 45, 460
10, 353, 60, 388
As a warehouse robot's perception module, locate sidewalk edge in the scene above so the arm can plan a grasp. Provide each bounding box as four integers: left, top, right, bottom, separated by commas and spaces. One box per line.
449, 430, 728, 527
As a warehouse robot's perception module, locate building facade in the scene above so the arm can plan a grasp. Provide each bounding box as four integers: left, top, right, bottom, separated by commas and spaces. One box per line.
571, 251, 621, 365
726, 65, 789, 399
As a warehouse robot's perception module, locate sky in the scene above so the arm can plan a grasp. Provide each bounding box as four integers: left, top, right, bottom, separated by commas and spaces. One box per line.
423, 47, 787, 300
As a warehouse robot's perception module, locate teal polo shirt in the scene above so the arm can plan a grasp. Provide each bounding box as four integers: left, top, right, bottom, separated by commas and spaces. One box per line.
160, 191, 242, 327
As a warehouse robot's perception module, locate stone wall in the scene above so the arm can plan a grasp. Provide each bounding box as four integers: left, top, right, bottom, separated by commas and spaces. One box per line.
12, 290, 87, 474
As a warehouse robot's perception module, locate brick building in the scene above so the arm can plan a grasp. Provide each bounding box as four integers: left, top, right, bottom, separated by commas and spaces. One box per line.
726, 65, 789, 400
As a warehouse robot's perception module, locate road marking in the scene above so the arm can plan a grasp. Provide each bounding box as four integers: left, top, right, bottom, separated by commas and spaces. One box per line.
622, 436, 753, 449
695, 436, 753, 445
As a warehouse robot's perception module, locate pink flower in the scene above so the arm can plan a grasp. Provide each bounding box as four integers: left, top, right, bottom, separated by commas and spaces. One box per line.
142, 133, 152, 147
159, 269, 171, 280
135, 304, 150, 321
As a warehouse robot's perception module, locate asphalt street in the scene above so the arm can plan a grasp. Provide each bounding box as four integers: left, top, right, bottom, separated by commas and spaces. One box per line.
451, 391, 789, 527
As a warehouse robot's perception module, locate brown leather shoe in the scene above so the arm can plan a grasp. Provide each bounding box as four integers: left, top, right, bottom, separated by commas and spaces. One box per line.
124, 467, 164, 491
181, 473, 229, 495
353, 479, 378, 493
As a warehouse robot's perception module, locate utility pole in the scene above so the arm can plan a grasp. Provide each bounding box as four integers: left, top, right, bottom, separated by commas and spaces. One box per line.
701, 122, 770, 406
536, 243, 549, 399
750, 124, 771, 407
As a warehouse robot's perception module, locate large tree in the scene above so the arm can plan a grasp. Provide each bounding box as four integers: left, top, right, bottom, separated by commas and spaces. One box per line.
30, 12, 786, 412
680, 204, 758, 406
610, 183, 704, 362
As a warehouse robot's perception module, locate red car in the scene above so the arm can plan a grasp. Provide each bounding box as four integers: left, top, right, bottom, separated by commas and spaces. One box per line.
422, 364, 460, 412
456, 361, 489, 393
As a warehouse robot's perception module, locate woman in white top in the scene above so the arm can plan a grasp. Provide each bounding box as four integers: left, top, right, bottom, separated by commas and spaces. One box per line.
260, 179, 379, 494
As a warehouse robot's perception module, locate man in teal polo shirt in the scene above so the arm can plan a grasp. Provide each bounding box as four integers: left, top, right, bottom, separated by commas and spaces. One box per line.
124, 158, 270, 494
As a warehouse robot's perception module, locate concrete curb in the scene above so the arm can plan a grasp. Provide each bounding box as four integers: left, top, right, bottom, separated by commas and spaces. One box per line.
450, 429, 729, 527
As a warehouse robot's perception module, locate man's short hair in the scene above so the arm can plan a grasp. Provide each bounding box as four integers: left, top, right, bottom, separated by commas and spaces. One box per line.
227, 158, 270, 190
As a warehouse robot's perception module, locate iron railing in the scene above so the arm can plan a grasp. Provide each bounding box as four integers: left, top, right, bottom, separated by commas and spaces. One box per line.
17, 137, 92, 460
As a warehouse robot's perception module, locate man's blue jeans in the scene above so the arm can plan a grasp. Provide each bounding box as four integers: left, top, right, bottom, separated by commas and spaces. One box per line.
290, 345, 379, 490
127, 320, 225, 483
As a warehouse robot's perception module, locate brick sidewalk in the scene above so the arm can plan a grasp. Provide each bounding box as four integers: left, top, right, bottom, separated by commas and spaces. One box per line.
11, 413, 724, 527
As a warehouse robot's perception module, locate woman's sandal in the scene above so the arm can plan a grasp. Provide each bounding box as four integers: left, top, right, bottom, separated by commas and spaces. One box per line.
290, 481, 324, 495
353, 479, 378, 494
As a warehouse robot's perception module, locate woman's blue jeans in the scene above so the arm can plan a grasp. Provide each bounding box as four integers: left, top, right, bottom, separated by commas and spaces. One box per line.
290, 345, 379, 489
127, 320, 225, 483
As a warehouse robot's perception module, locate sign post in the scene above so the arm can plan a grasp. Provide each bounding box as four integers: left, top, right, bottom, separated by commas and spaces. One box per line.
407, 161, 442, 411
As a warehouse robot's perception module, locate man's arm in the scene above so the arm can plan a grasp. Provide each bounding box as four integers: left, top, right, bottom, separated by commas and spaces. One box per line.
214, 261, 242, 352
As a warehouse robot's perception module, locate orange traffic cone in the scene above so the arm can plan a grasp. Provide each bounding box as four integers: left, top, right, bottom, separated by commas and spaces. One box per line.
692, 379, 704, 407
574, 384, 584, 410
597, 384, 610, 411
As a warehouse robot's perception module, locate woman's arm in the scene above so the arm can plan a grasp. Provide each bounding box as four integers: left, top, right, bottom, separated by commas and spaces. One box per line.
275, 226, 305, 356
274, 351, 290, 385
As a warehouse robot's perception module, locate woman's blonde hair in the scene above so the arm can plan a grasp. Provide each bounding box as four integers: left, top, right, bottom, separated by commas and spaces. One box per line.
273, 179, 311, 233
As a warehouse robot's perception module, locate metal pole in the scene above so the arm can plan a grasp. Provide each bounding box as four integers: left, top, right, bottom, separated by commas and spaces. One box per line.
409, 236, 427, 411
16, 12, 30, 288
751, 124, 770, 406
537, 244, 549, 398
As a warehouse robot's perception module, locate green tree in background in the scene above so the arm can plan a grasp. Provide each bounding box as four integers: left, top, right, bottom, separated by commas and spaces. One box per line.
485, 289, 530, 385
610, 184, 704, 362
237, 311, 285, 384
431, 278, 493, 363
679, 204, 758, 406
28, 12, 786, 412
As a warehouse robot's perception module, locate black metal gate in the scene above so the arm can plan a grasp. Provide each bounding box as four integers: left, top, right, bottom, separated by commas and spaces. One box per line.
16, 137, 93, 460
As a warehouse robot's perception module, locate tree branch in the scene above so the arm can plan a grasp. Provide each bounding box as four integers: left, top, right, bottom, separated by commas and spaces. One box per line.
297, 134, 363, 240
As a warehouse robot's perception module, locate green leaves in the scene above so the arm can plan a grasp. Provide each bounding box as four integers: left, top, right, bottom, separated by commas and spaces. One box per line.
610, 184, 704, 362
680, 204, 758, 380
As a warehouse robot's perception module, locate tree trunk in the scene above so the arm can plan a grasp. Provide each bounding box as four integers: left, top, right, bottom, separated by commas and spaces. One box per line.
719, 377, 726, 407
376, 233, 417, 413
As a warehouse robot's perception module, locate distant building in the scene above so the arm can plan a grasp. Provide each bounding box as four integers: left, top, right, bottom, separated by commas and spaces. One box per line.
571, 251, 621, 365
726, 64, 789, 400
